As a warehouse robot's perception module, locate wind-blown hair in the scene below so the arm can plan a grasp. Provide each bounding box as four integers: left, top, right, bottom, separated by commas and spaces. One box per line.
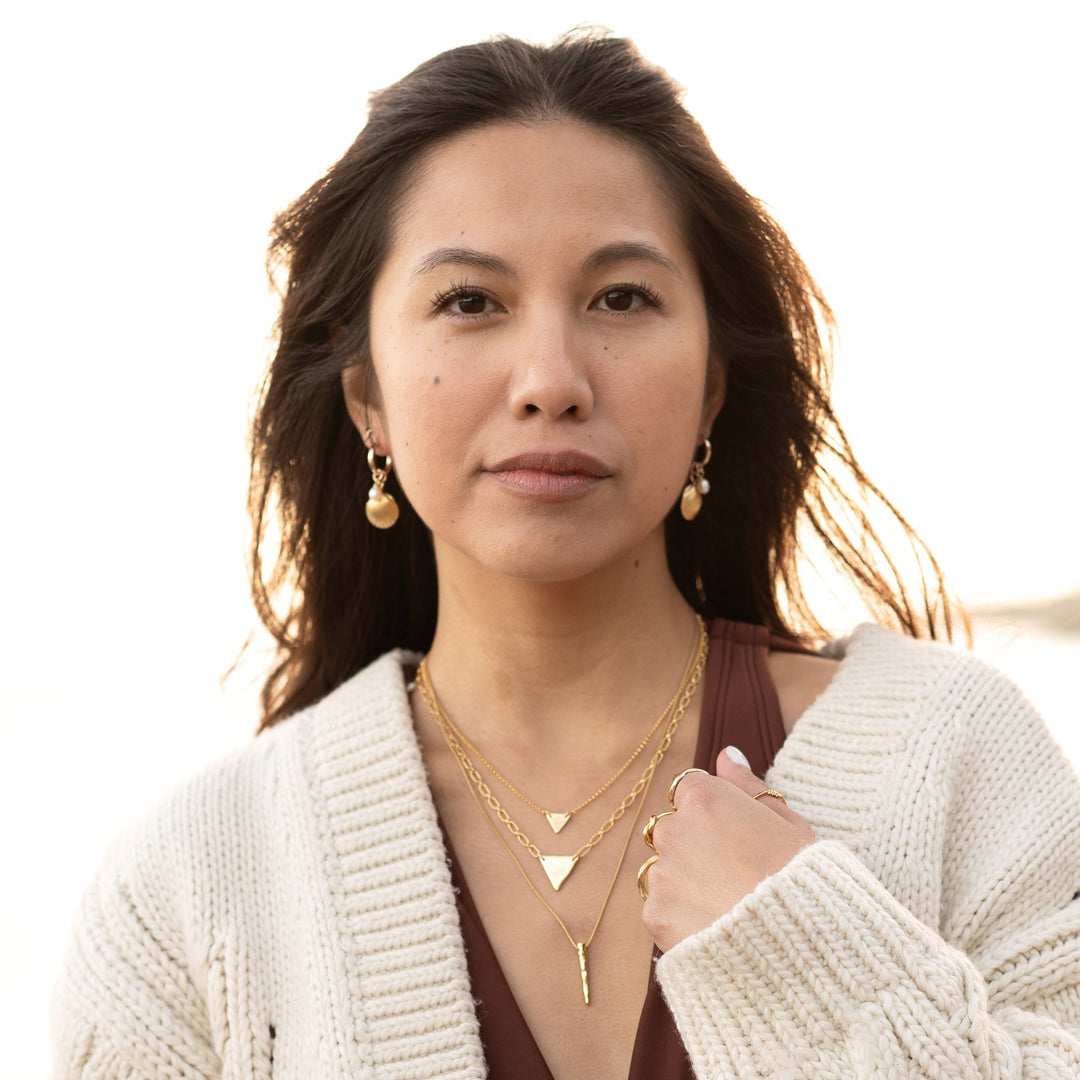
249, 29, 961, 730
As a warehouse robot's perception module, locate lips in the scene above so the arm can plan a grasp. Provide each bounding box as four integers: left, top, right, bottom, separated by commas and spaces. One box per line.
486, 450, 611, 500
488, 450, 609, 476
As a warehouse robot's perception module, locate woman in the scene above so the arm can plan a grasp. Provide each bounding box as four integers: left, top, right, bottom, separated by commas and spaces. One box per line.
54, 30, 1080, 1079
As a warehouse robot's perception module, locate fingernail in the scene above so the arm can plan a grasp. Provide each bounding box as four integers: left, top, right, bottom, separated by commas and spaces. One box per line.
725, 746, 750, 769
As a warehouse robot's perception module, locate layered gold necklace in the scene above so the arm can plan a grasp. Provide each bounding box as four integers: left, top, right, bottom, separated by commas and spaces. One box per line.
414, 616, 709, 1004
451, 730, 658, 1005
438, 687, 673, 834
416, 614, 708, 891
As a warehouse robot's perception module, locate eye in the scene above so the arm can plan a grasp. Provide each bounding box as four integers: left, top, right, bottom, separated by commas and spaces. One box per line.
449, 292, 490, 316
591, 283, 664, 315
430, 282, 503, 320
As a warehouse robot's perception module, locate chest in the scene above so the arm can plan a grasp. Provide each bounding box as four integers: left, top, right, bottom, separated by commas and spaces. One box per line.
429, 723, 703, 1080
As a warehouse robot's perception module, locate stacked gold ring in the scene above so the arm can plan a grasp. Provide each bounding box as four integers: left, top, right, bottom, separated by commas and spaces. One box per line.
637, 855, 658, 901
639, 768, 712, 902
752, 788, 787, 804
642, 810, 675, 852
666, 766, 709, 809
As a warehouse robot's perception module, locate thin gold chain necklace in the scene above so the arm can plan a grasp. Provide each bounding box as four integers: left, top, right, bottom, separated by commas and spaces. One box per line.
416, 615, 708, 892
450, 734, 657, 1006
438, 680, 677, 834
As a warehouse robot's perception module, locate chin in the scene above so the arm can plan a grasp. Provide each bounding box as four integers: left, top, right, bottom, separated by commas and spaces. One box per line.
474, 529, 657, 587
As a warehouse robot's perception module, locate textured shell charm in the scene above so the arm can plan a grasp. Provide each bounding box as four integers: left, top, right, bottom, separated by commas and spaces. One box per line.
366, 490, 400, 529
680, 483, 703, 521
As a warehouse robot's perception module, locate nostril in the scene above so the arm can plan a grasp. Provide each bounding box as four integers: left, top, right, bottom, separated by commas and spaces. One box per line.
525, 403, 539, 414
566, 405, 577, 415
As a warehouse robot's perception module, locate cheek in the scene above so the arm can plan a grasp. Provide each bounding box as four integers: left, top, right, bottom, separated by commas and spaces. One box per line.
373, 350, 491, 503
632, 354, 710, 487
633, 352, 709, 433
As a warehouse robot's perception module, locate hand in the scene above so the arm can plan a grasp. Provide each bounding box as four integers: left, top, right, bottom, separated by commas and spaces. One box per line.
640, 747, 817, 953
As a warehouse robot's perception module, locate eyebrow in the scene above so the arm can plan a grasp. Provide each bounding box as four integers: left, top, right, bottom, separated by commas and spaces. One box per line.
580, 241, 682, 279
410, 248, 517, 280
409, 241, 682, 282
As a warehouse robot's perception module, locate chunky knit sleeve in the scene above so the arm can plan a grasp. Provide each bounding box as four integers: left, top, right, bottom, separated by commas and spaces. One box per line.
52, 821, 223, 1080
656, 635, 1080, 1079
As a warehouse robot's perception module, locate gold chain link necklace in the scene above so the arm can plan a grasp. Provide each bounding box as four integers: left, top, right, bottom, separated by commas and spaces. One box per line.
437, 680, 677, 834
416, 615, 708, 892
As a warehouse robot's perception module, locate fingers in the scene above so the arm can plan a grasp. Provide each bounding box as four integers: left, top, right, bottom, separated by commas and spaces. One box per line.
640, 751, 816, 949
715, 746, 795, 818
661, 747, 797, 822
725, 748, 788, 803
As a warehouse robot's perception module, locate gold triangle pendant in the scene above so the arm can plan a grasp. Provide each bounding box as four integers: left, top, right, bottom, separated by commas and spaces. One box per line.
538, 854, 579, 891
544, 811, 572, 834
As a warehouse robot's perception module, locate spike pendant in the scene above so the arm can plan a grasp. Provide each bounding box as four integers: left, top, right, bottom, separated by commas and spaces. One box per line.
576, 943, 590, 1005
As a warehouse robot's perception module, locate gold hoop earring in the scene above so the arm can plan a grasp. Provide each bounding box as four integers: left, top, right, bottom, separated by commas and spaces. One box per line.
364, 430, 399, 529
679, 438, 712, 521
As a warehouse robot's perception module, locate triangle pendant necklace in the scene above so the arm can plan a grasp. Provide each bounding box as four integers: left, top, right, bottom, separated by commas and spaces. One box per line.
538, 853, 579, 891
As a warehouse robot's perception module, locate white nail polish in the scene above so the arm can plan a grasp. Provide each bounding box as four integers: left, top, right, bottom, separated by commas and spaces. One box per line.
725, 746, 750, 769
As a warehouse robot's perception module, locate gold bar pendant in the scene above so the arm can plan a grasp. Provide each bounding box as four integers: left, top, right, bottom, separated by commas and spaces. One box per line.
576, 942, 590, 1005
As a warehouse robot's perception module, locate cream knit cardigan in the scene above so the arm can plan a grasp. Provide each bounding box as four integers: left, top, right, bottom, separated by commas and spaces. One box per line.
54, 625, 1080, 1079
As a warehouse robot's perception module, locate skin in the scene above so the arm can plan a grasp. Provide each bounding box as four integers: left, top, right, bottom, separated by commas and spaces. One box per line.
344, 120, 835, 1080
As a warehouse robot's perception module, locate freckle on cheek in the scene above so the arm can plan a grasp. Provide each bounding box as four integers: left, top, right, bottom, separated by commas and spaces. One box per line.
434, 376, 440, 385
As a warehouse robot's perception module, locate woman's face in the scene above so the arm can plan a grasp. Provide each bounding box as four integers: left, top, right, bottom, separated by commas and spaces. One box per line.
355, 120, 718, 585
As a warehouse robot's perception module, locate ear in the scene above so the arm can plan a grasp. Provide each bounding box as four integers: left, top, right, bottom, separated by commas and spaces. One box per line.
341, 365, 388, 453
700, 355, 727, 437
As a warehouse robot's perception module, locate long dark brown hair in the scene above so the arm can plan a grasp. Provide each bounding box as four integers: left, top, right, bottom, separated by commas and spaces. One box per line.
249, 29, 963, 730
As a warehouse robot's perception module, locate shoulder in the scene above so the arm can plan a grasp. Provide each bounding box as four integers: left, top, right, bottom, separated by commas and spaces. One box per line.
769, 624, 994, 738
770, 626, 1080, 939
786, 623, 1077, 853
128, 648, 417, 857
821, 623, 1044, 738
767, 650, 840, 735
772, 623, 1062, 844
69, 648, 421, 946
800, 623, 1068, 788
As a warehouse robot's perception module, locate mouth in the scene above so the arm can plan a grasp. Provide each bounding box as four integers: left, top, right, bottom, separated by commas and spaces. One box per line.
485, 450, 611, 500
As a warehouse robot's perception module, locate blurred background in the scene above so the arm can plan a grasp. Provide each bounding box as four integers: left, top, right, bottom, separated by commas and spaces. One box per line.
3, 1, 1076, 1072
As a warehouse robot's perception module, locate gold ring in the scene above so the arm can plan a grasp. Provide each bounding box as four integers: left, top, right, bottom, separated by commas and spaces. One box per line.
642, 811, 675, 852
667, 767, 709, 809
637, 854, 659, 901
752, 788, 787, 805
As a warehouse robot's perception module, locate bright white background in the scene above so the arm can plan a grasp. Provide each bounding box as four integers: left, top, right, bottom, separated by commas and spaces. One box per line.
3, 1, 1077, 1073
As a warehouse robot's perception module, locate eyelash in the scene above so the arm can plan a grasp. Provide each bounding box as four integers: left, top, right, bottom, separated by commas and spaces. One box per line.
429, 280, 494, 320
428, 280, 666, 319
596, 281, 665, 314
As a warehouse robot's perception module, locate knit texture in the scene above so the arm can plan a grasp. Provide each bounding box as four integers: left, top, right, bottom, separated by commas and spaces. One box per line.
53, 626, 1080, 1078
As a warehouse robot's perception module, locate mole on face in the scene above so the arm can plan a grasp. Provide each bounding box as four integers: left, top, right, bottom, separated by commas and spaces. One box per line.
434, 376, 440, 385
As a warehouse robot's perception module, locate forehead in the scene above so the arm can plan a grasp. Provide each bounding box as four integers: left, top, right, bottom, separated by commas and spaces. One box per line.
385, 121, 687, 268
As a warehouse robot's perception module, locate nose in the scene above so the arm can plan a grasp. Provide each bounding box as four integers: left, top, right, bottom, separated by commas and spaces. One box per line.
507, 319, 594, 422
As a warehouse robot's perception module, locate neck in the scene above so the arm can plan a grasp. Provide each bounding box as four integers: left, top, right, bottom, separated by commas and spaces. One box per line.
423, 537, 701, 754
